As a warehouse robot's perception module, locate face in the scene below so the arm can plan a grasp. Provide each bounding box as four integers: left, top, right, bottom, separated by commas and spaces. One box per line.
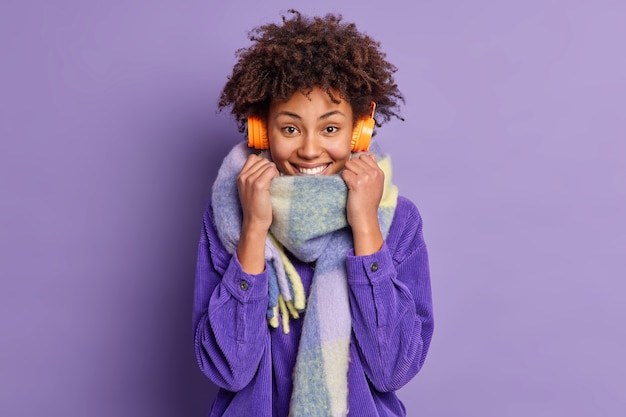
267, 86, 354, 176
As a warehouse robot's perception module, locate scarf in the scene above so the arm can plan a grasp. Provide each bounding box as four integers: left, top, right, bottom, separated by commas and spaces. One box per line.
211, 141, 398, 417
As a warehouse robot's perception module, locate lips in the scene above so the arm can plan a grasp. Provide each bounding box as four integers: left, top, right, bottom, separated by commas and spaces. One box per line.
294, 164, 330, 176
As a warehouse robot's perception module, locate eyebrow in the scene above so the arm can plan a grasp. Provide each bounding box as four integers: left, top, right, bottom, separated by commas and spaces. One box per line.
275, 110, 346, 120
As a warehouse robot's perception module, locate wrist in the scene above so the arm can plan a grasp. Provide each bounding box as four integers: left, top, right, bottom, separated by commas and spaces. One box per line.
347, 209, 379, 231
241, 218, 271, 238
351, 218, 384, 256
238, 222, 269, 274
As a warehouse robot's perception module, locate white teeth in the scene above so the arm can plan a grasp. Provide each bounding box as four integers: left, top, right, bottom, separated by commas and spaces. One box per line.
298, 165, 327, 175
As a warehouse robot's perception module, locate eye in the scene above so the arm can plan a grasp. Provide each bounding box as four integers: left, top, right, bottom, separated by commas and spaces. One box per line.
281, 126, 299, 135
323, 126, 339, 134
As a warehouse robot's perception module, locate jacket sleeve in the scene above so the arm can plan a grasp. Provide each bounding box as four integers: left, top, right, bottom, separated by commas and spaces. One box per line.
346, 197, 434, 392
192, 203, 270, 392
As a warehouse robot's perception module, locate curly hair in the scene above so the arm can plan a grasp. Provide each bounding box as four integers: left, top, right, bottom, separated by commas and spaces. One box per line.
218, 9, 405, 133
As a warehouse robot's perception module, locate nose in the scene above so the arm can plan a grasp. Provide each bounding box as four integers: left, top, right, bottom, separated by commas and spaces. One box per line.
297, 132, 322, 159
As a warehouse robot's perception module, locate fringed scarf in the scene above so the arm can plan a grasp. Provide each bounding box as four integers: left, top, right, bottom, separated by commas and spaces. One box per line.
211, 141, 398, 417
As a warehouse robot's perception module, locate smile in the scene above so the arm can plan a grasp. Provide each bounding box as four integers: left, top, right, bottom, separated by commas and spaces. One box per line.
295, 164, 330, 175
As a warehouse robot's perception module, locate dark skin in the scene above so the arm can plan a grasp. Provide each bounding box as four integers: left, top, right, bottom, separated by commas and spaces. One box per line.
219, 11, 404, 273
236, 87, 384, 274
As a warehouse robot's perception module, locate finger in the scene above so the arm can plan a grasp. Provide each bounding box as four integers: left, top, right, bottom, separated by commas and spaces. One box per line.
241, 161, 279, 190
255, 161, 280, 183
353, 153, 378, 169
240, 157, 276, 183
241, 154, 271, 174
341, 166, 364, 189
345, 154, 379, 175
343, 158, 364, 175
362, 153, 378, 166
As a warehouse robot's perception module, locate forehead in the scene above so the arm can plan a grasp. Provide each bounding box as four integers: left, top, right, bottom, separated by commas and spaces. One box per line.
270, 87, 352, 116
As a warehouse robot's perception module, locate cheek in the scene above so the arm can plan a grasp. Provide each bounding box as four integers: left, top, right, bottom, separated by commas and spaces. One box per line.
269, 146, 292, 171
268, 138, 284, 160
329, 147, 352, 172
330, 140, 353, 161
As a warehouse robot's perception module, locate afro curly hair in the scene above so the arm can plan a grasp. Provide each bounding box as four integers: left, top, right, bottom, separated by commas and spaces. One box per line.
218, 9, 405, 134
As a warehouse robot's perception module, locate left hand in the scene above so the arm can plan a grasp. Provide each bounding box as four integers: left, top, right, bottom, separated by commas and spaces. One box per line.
341, 154, 384, 254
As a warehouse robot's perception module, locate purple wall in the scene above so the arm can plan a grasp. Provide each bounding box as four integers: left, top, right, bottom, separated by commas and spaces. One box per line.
1, 1, 624, 416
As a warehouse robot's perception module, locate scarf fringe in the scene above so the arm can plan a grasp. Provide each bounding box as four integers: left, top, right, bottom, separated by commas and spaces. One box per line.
267, 234, 306, 333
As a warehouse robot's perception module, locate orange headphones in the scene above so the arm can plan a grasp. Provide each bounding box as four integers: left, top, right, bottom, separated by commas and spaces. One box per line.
247, 102, 377, 152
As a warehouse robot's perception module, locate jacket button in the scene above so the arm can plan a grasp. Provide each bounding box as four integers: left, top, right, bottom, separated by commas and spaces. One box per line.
370, 262, 379, 272
240, 280, 249, 291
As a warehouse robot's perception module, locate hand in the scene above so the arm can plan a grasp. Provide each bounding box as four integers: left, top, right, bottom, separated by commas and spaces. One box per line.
237, 154, 280, 232
236, 154, 279, 273
341, 154, 385, 255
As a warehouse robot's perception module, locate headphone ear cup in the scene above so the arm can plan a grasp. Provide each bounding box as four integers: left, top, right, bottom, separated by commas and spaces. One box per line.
351, 102, 376, 152
247, 116, 269, 149
351, 119, 370, 152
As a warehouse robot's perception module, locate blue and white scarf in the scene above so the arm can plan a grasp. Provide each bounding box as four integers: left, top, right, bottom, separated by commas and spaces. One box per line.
211, 141, 398, 417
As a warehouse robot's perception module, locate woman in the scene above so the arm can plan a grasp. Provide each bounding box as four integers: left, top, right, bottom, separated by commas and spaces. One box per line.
192, 10, 434, 417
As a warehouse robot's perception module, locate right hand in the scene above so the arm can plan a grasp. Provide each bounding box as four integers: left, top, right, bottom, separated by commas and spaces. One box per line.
237, 153, 280, 234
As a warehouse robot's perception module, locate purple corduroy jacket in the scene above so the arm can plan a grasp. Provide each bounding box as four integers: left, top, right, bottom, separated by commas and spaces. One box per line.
192, 195, 434, 416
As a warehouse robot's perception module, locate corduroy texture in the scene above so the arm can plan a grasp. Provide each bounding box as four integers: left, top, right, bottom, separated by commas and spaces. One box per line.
211, 141, 398, 417
193, 193, 434, 416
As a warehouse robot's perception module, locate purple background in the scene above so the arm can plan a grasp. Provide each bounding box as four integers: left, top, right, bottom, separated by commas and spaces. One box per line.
1, 0, 624, 416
